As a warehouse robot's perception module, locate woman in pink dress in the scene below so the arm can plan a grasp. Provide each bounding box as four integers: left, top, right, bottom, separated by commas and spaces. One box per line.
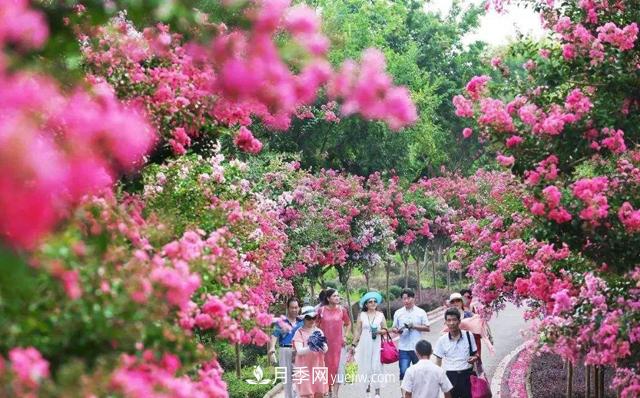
317, 288, 351, 397
293, 306, 329, 398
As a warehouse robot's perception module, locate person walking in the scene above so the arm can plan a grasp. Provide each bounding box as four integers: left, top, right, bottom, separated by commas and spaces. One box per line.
316, 288, 351, 397
350, 291, 386, 398
459, 289, 489, 360
433, 308, 479, 398
401, 340, 453, 398
391, 289, 430, 396
269, 297, 303, 398
293, 306, 329, 398
449, 293, 473, 319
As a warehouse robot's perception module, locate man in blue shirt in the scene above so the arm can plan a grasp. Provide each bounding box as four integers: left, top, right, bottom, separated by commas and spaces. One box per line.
268, 297, 303, 398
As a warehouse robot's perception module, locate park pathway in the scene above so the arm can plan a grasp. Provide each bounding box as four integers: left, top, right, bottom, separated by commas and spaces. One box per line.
273, 303, 527, 398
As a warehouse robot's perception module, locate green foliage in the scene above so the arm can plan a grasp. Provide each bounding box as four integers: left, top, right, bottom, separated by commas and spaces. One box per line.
261, 0, 492, 180
388, 285, 403, 299
224, 365, 277, 398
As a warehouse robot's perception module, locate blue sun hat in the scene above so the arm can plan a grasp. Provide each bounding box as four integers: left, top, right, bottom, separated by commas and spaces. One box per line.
359, 291, 383, 309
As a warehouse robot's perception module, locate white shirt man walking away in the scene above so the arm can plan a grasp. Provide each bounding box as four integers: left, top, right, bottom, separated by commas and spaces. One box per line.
401, 340, 453, 398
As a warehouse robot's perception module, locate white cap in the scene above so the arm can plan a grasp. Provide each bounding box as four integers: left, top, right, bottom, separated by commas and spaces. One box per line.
300, 305, 318, 318
449, 293, 463, 303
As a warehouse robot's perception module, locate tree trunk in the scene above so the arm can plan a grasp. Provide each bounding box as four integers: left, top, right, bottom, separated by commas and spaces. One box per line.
566, 362, 573, 398
432, 245, 438, 292
586, 365, 591, 398
385, 262, 391, 320
339, 266, 355, 334
235, 343, 241, 377
310, 283, 316, 304
418, 247, 428, 301
364, 270, 370, 291
594, 366, 600, 398
599, 366, 605, 398
447, 263, 451, 291
402, 250, 409, 288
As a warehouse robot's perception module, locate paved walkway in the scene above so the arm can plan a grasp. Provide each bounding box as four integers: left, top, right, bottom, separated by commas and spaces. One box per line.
274, 303, 527, 398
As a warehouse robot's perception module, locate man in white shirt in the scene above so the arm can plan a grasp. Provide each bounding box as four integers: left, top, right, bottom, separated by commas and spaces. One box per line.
401, 340, 453, 398
391, 289, 430, 396
433, 308, 479, 398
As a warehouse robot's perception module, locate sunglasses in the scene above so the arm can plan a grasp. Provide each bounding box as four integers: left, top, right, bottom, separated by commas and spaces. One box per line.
367, 300, 377, 304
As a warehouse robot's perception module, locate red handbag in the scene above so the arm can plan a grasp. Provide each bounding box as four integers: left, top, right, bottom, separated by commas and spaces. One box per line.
466, 331, 492, 398
470, 374, 492, 398
380, 329, 399, 364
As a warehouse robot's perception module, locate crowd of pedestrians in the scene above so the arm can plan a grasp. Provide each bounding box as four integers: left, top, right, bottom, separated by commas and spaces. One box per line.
269, 287, 492, 398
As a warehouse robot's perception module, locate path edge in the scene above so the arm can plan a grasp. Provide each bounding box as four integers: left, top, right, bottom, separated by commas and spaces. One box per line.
490, 341, 528, 398
263, 382, 283, 398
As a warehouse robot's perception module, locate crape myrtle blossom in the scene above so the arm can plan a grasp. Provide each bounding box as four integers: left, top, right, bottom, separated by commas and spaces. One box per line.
453, 1, 640, 394
83, 4, 417, 156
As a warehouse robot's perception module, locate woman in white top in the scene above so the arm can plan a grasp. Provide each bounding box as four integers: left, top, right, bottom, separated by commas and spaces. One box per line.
350, 292, 386, 398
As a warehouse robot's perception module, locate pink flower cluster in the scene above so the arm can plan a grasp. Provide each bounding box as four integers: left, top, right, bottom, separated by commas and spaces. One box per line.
0, 74, 155, 249
618, 202, 640, 233
524, 155, 558, 186
597, 22, 639, 51
465, 75, 491, 100
572, 177, 609, 226
8, 347, 50, 393
453, 95, 474, 118
111, 352, 228, 398
328, 49, 417, 130
234, 126, 263, 154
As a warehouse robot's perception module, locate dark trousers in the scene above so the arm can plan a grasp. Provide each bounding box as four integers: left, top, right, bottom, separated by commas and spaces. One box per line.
446, 368, 475, 398
398, 350, 419, 380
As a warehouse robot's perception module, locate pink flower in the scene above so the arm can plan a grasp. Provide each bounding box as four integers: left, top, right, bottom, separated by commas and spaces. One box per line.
518, 104, 539, 125
542, 185, 562, 208
523, 59, 536, 71
453, 95, 474, 117
601, 128, 627, 154
60, 270, 82, 300
562, 44, 576, 60
496, 154, 515, 167
530, 201, 546, 216
0, 0, 49, 49
465, 75, 491, 100
462, 128, 473, 138
284, 5, 320, 35
9, 347, 50, 388
548, 207, 572, 224
506, 135, 524, 148
234, 126, 263, 154
564, 89, 592, 116
551, 289, 573, 315
618, 202, 640, 233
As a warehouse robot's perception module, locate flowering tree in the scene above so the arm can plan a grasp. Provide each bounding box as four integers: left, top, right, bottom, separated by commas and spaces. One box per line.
452, 0, 640, 395
0, 0, 419, 396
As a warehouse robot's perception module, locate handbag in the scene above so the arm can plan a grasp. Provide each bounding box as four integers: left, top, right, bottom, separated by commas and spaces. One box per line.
380, 328, 399, 364
466, 331, 492, 398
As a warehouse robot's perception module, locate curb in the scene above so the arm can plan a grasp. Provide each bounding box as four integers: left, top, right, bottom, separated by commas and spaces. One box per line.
490, 342, 528, 397
426, 305, 447, 326
263, 382, 283, 398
